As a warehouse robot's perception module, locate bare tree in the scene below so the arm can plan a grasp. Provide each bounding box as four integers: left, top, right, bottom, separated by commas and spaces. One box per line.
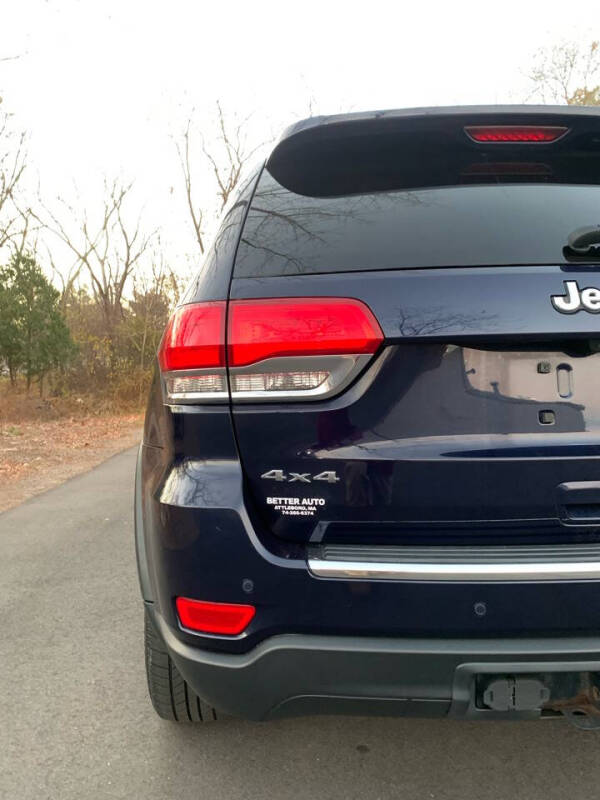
177, 118, 205, 254
0, 109, 26, 250
35, 179, 156, 333
528, 40, 600, 105
11, 207, 34, 261
205, 101, 265, 210
176, 101, 267, 255
126, 247, 181, 401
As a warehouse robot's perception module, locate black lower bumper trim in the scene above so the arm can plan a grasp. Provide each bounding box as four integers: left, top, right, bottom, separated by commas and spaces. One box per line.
149, 606, 600, 721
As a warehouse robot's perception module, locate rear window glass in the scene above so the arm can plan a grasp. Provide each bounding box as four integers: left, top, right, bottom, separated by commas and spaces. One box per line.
234, 127, 600, 277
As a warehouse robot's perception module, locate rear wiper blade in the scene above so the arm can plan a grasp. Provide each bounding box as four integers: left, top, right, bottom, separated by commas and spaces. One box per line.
563, 225, 600, 262
568, 225, 600, 254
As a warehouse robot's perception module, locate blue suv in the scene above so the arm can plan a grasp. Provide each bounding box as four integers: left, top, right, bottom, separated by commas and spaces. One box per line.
136, 106, 600, 728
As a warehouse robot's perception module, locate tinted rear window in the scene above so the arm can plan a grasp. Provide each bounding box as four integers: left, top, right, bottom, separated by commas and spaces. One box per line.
234, 122, 600, 277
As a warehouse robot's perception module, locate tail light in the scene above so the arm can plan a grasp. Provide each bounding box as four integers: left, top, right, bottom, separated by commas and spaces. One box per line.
464, 125, 569, 143
228, 297, 383, 401
176, 597, 255, 635
158, 297, 383, 403
158, 301, 228, 402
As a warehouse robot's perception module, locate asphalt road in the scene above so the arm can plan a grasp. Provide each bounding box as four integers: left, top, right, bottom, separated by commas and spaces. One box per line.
2, 446, 600, 800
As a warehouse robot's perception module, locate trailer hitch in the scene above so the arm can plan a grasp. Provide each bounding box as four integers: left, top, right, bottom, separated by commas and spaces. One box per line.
480, 672, 600, 730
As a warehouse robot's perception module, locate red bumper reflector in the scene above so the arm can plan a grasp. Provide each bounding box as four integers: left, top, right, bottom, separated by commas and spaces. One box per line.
228, 297, 383, 367
176, 597, 256, 635
158, 301, 226, 371
464, 125, 568, 143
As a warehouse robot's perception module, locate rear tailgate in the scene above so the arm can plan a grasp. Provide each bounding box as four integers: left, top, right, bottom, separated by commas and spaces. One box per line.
227, 107, 600, 545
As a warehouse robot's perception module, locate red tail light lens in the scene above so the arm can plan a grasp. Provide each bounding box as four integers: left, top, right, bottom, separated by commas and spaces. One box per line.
228, 297, 383, 367
158, 297, 384, 403
464, 125, 568, 143
158, 302, 227, 402
176, 597, 255, 635
158, 302, 226, 371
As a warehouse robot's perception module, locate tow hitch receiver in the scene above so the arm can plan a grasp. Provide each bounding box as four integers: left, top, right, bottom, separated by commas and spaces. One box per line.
479, 673, 600, 730
482, 677, 550, 712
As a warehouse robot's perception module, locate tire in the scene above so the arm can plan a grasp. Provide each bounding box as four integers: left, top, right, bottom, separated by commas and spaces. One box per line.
144, 608, 218, 722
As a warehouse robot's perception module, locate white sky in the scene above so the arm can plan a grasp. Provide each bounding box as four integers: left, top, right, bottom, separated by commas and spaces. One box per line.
0, 0, 598, 278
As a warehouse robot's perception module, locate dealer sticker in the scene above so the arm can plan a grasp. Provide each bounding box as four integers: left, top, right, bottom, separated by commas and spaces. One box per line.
266, 496, 326, 516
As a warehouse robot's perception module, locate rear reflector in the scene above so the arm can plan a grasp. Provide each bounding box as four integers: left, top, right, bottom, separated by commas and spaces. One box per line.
176, 597, 255, 635
228, 297, 383, 367
464, 125, 568, 143
158, 301, 226, 371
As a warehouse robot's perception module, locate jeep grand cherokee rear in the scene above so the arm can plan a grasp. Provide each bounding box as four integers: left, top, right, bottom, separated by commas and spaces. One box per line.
136, 106, 600, 727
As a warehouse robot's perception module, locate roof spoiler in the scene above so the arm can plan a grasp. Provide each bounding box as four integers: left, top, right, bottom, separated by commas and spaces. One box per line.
271, 104, 600, 150
266, 105, 600, 196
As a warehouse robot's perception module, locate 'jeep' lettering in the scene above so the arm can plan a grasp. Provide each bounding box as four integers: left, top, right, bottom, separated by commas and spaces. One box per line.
551, 280, 600, 314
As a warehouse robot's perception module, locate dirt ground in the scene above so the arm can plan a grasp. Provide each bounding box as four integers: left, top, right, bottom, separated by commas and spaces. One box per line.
0, 413, 143, 512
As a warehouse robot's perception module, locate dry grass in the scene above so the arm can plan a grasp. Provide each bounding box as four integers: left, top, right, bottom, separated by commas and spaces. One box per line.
0, 379, 143, 425
0, 380, 143, 512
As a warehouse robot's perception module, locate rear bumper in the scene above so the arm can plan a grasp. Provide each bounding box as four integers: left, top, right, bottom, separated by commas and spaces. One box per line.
149, 604, 600, 721
136, 443, 600, 648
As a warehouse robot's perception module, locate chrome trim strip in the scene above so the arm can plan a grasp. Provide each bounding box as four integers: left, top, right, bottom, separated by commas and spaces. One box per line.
308, 557, 600, 582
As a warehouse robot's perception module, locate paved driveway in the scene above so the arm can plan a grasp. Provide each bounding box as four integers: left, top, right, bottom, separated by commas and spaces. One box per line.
1, 447, 597, 799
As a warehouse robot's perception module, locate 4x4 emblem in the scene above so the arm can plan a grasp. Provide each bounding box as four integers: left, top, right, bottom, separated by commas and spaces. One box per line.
261, 469, 340, 484
551, 280, 600, 314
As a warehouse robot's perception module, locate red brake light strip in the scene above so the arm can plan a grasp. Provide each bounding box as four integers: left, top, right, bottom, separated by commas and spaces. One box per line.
228, 297, 383, 367
464, 125, 569, 143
